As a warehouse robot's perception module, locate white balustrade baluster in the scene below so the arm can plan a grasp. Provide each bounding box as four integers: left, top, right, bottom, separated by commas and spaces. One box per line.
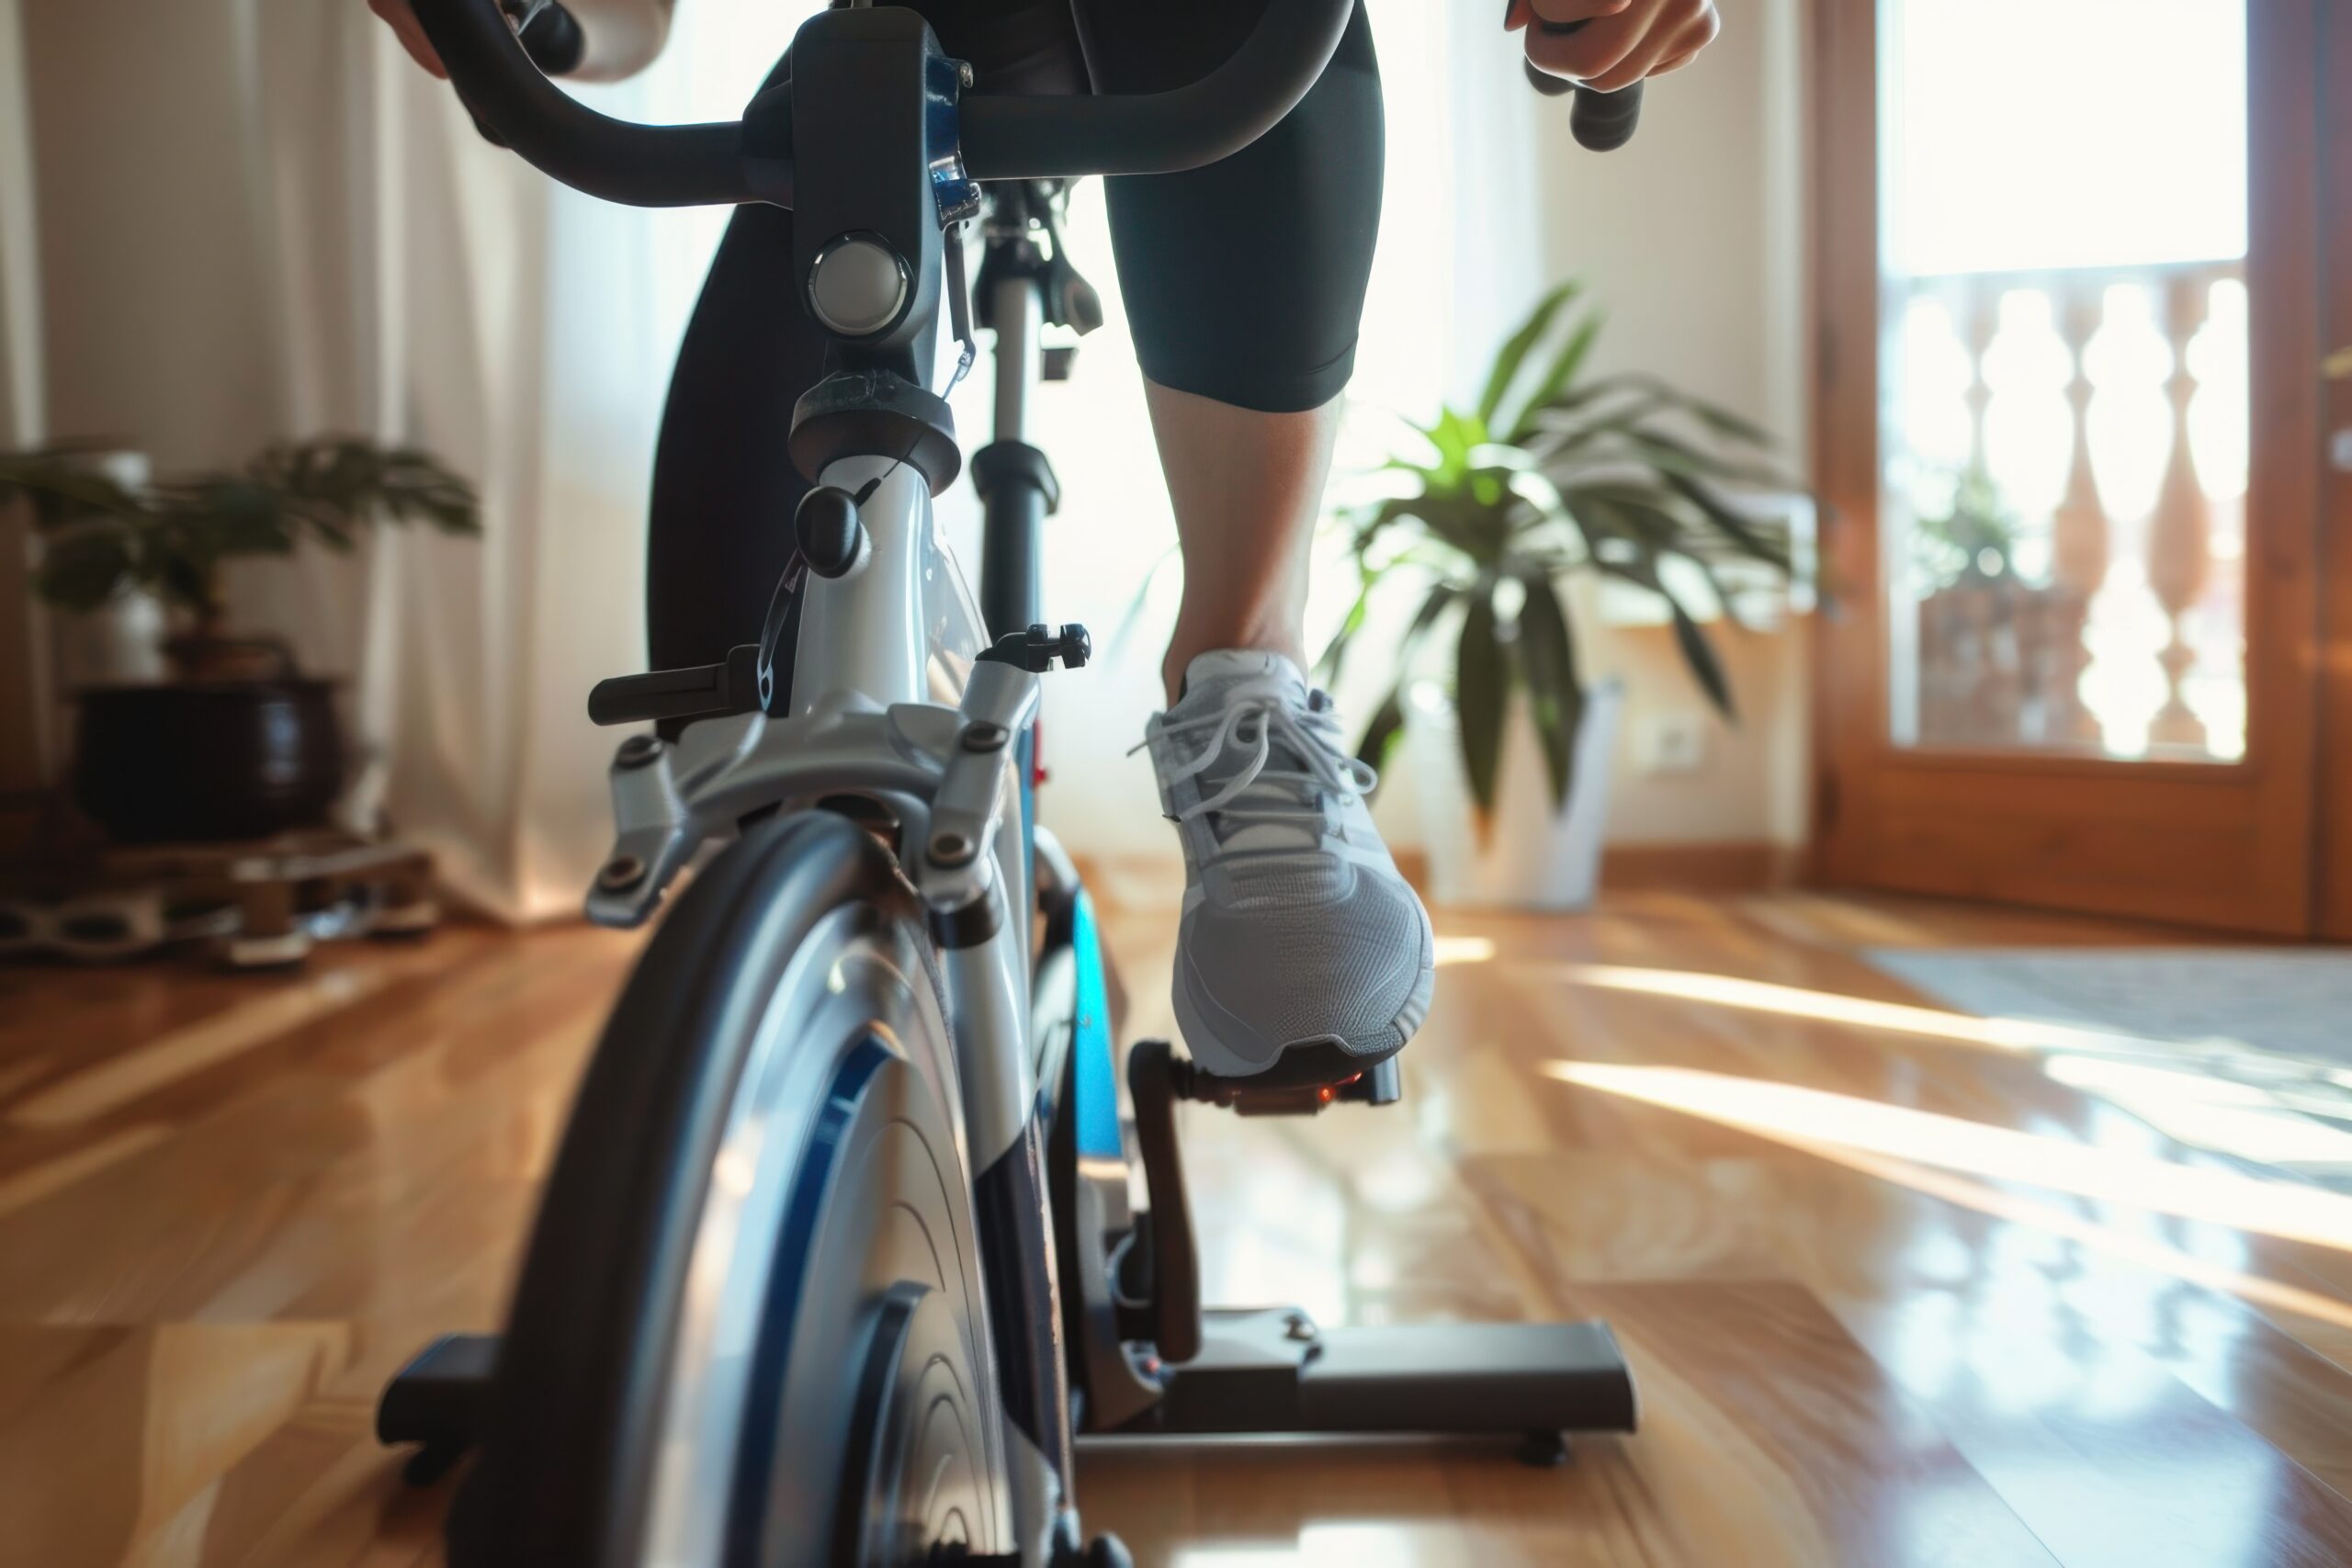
2051, 283, 2110, 746
2145, 273, 2215, 752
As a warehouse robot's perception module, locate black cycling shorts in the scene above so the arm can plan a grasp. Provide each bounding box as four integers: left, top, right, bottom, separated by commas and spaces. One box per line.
647, 0, 1382, 672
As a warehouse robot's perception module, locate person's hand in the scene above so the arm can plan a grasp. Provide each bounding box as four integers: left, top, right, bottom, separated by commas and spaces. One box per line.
368, 0, 453, 78
366, 0, 673, 85
1507, 0, 1722, 93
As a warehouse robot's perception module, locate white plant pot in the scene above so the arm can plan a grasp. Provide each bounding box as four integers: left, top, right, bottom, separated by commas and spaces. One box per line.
1404, 677, 1624, 911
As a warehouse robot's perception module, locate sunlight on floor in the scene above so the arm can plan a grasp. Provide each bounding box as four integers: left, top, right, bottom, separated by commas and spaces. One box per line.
1555, 963, 2143, 1055
1550, 962, 2352, 1179
1544, 1060, 2352, 1333
1539, 1061, 2352, 1254
1432, 936, 1497, 967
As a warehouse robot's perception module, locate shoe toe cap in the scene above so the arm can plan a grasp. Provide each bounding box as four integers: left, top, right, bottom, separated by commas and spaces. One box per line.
1180, 880, 1433, 1058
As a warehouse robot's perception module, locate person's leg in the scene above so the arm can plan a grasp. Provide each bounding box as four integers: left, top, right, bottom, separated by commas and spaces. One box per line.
1073, 1, 1382, 701
1078, 3, 1425, 1088
1145, 388, 1340, 701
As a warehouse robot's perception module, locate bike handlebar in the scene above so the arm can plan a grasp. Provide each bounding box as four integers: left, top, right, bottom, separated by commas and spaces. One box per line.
409, 0, 1360, 209
413, 0, 766, 205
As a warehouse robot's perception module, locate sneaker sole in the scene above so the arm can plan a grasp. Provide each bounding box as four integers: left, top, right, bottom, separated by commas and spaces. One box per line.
1171, 952, 1435, 1089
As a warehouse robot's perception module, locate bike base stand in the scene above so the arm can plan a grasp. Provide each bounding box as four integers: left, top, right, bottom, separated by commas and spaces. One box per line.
1101, 1306, 1635, 1451
1102, 1039, 1638, 1462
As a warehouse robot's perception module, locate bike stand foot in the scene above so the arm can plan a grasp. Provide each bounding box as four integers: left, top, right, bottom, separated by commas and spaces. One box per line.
1104, 1306, 1637, 1445
1517, 1430, 1571, 1468
1113, 1042, 1639, 1451
377, 1333, 501, 1487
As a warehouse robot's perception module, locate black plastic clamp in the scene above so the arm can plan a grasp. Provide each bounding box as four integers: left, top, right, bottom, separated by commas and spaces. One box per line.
978, 622, 1091, 673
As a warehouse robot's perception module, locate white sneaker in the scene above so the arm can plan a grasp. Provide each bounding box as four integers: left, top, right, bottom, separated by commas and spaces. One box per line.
1139, 650, 1435, 1085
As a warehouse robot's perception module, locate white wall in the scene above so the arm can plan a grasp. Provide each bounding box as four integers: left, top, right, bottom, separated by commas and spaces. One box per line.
1531, 0, 1812, 851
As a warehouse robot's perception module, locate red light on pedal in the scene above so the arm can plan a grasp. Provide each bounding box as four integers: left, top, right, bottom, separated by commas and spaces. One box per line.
1318, 1086, 1335, 1103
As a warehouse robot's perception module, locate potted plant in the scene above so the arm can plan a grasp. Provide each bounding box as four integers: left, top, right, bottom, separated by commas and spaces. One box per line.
1906, 464, 2097, 749
1321, 282, 1797, 908
3, 436, 480, 843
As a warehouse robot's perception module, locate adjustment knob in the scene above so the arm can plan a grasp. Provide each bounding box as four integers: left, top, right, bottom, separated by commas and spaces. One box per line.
796, 486, 869, 580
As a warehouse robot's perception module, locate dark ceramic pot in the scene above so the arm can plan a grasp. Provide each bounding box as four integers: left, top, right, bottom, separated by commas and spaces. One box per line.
73, 678, 345, 843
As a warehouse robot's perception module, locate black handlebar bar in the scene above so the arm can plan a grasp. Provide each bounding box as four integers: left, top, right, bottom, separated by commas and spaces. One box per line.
411, 0, 1359, 209
960, 0, 1351, 181
413, 0, 767, 206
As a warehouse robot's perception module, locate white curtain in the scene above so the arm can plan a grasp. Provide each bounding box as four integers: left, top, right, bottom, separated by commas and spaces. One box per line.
15, 0, 801, 919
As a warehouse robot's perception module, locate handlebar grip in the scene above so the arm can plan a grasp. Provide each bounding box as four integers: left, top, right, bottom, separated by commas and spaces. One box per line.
1569, 80, 1644, 152
515, 2, 585, 77
1520, 12, 1644, 152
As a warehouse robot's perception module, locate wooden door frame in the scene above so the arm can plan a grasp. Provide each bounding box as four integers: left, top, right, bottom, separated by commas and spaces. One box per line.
1806, 0, 2328, 937
2323, 5, 2352, 941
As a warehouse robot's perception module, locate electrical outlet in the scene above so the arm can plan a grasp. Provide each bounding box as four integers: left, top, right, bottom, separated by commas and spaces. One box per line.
1636, 713, 1708, 775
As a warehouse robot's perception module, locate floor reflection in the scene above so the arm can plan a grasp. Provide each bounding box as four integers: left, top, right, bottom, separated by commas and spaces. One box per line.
1546, 1059, 2352, 1332
1556, 959, 2352, 1191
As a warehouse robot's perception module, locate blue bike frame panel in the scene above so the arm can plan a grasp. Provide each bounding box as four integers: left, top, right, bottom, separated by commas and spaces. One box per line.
1068, 888, 1123, 1167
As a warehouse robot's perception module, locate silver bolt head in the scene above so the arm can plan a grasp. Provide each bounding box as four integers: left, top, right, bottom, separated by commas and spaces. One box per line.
808, 234, 910, 338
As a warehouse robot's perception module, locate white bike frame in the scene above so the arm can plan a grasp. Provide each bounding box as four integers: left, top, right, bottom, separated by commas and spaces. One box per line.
583, 348, 1067, 1564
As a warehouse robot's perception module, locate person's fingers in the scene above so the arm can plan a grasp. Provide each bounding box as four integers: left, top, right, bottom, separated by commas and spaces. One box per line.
1584, 7, 1719, 91
1643, 38, 1708, 81
368, 0, 447, 78
1531, 2, 1719, 90
1522, 10, 1640, 82
1517, 0, 1632, 27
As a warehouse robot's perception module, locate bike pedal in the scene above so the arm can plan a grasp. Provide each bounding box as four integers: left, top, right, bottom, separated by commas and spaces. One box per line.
1173, 1052, 1403, 1117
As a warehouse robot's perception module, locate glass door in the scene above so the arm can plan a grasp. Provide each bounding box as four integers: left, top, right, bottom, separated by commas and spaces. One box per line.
1811, 0, 2326, 934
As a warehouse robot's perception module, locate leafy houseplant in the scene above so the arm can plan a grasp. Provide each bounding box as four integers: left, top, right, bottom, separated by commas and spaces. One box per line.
1911, 463, 2021, 593
1320, 282, 1796, 829
3, 436, 480, 843
5, 437, 480, 680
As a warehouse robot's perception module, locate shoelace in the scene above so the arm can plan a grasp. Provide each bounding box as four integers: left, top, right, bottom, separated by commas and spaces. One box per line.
1135, 694, 1379, 853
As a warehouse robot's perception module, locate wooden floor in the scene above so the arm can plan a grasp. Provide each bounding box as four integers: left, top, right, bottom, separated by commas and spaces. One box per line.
6, 890, 2352, 1566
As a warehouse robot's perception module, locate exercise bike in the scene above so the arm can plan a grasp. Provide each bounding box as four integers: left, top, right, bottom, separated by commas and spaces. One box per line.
376, 3, 1644, 1562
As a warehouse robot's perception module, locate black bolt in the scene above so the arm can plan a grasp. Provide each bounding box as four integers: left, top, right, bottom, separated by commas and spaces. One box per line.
598, 853, 648, 892
963, 722, 1009, 752
930, 830, 974, 866
616, 735, 664, 769
796, 486, 867, 581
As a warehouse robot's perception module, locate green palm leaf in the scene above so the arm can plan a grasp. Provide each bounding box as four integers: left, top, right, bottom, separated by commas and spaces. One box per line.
1456, 590, 1509, 820
1512, 565, 1587, 810
1478, 281, 1582, 430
